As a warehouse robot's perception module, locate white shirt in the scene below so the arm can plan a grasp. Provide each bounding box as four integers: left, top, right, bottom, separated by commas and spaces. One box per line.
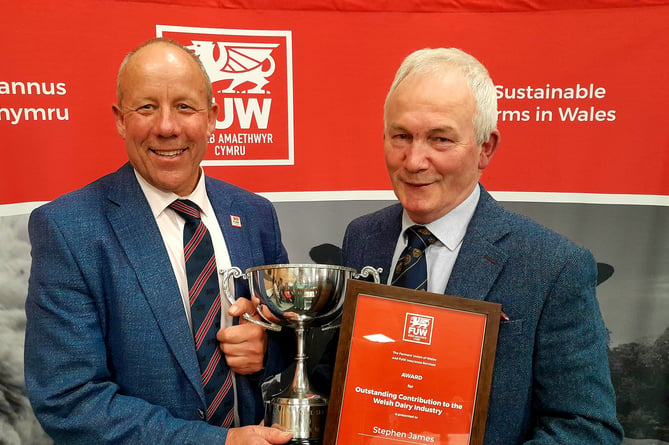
134, 169, 233, 330
389, 184, 480, 294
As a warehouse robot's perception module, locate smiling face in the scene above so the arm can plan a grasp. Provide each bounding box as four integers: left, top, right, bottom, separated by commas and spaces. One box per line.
384, 69, 499, 224
112, 41, 218, 196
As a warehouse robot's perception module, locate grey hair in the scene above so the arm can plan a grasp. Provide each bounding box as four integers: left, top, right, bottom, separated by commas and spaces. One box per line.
116, 37, 213, 108
384, 48, 497, 145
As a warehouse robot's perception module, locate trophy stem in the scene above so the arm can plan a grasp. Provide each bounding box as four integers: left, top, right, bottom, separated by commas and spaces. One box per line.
289, 324, 312, 397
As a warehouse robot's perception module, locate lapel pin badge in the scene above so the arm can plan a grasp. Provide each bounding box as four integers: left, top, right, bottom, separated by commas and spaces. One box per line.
230, 215, 242, 228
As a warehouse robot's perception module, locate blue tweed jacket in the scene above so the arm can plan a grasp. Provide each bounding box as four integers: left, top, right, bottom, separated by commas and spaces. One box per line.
341, 186, 623, 444
24, 163, 293, 444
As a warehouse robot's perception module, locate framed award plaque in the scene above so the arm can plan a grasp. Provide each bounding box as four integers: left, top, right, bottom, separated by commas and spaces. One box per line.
323, 280, 501, 445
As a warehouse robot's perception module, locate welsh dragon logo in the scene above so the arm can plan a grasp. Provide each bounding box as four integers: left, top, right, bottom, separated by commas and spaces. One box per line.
187, 41, 279, 94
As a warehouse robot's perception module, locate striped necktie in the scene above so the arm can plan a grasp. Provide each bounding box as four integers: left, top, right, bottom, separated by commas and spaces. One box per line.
169, 199, 234, 427
391, 225, 437, 291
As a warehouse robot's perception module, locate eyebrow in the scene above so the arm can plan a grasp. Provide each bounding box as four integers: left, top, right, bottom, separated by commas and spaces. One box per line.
386, 124, 458, 134
428, 126, 457, 134
386, 123, 408, 132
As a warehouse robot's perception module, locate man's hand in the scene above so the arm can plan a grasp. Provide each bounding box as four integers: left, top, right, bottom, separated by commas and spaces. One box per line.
225, 425, 292, 444
217, 297, 267, 374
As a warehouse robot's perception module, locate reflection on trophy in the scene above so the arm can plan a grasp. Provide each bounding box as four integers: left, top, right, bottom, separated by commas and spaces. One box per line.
222, 264, 381, 444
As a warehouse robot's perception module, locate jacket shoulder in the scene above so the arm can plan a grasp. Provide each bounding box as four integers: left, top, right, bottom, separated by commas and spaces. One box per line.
476, 190, 590, 255
205, 175, 274, 209
346, 203, 403, 233
30, 168, 122, 221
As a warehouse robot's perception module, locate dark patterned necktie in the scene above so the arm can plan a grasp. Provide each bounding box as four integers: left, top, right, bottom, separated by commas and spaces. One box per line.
391, 225, 438, 291
169, 199, 234, 427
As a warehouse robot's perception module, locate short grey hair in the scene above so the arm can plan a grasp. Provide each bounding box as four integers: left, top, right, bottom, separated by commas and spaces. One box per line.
384, 48, 497, 145
116, 37, 213, 108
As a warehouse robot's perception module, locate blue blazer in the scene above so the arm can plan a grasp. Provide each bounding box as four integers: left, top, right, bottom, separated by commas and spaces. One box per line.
25, 163, 292, 444
341, 187, 623, 444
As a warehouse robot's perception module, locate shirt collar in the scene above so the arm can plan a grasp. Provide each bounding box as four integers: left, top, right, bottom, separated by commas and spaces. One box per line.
401, 184, 480, 251
134, 168, 209, 219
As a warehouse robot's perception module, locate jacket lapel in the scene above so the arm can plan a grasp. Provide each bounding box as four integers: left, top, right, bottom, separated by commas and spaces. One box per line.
205, 177, 257, 304
205, 177, 250, 269
445, 188, 510, 301
363, 204, 403, 284
105, 164, 204, 401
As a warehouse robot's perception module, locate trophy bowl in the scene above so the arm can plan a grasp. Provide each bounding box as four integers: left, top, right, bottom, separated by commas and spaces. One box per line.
248, 263, 356, 328
222, 263, 380, 444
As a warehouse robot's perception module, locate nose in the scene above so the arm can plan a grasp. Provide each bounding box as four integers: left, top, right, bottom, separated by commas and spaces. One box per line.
154, 107, 179, 137
403, 140, 430, 172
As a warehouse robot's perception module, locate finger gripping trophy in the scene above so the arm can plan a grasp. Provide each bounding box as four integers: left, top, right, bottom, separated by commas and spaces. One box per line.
222, 264, 381, 444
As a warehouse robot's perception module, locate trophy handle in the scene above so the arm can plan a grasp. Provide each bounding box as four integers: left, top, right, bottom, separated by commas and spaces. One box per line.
354, 266, 383, 284
221, 266, 245, 306
221, 266, 282, 332
243, 306, 282, 332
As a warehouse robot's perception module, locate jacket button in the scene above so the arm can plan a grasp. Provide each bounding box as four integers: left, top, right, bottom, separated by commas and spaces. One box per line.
197, 408, 205, 420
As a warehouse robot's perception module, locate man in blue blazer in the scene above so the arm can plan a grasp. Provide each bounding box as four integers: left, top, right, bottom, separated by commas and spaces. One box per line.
340, 48, 623, 443
24, 39, 293, 444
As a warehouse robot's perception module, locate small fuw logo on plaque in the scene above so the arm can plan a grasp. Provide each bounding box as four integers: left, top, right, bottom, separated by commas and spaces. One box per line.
403, 313, 434, 345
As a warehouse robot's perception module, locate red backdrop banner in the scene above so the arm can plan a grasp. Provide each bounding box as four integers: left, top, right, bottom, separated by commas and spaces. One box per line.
2, 0, 668, 204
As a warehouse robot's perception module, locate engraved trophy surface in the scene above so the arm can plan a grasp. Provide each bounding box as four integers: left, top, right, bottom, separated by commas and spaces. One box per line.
222, 264, 380, 444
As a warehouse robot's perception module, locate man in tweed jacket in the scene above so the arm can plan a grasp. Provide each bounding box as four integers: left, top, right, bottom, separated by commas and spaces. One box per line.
340, 48, 623, 444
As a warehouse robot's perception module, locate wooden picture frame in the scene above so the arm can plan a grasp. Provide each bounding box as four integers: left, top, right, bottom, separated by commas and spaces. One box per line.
323, 280, 501, 445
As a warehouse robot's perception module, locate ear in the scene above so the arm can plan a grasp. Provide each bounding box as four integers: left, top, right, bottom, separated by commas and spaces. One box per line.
112, 104, 126, 139
207, 101, 219, 134
478, 130, 500, 170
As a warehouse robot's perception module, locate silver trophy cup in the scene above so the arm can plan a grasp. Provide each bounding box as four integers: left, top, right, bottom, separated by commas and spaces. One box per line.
222, 264, 380, 444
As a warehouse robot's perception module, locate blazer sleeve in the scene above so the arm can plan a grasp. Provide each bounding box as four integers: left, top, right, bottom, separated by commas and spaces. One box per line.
526, 246, 623, 444
24, 206, 229, 444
